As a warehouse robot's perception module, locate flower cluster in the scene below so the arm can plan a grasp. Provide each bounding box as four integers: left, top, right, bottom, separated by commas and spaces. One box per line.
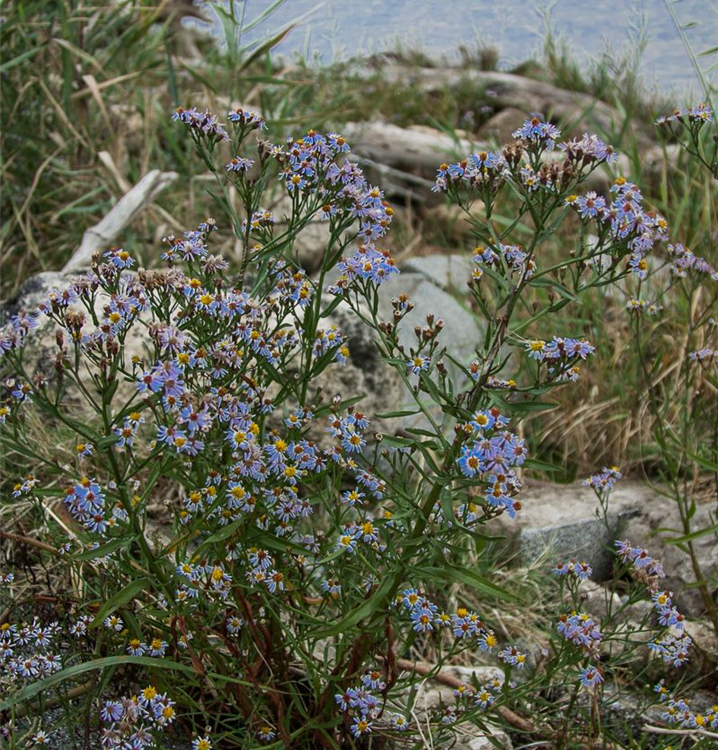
172, 107, 229, 142
656, 682, 718, 730
0, 617, 63, 682
553, 559, 593, 581
433, 149, 506, 193
398, 590, 501, 655
557, 611, 603, 657
227, 106, 266, 130
557, 132, 618, 164
335, 672, 409, 738
63, 478, 109, 534
332, 243, 399, 288
498, 645, 528, 668
455, 408, 527, 519
625, 298, 663, 315
270, 130, 397, 286
472, 242, 535, 280
441, 672, 505, 725
433, 119, 616, 198
524, 336, 595, 382
667, 242, 718, 281
690, 347, 717, 362
566, 177, 669, 278
100, 687, 177, 749
583, 466, 623, 493
615, 541, 692, 667
657, 103, 713, 125
512, 117, 562, 150
614, 540, 665, 580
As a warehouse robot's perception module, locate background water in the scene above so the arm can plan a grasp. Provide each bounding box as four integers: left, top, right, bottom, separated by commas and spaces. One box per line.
194, 0, 718, 98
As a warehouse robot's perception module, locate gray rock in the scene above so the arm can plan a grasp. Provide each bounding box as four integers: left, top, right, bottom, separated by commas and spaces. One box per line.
642, 144, 683, 179
465, 734, 513, 750
579, 580, 624, 620
375, 273, 482, 364
0, 271, 151, 404
402, 254, 475, 293
269, 193, 333, 273
314, 299, 406, 441
367, 64, 653, 150
1, 272, 91, 386
316, 269, 483, 439
496, 480, 718, 617
343, 120, 479, 180
684, 619, 718, 663
0, 271, 77, 321
496, 481, 646, 580
405, 665, 512, 750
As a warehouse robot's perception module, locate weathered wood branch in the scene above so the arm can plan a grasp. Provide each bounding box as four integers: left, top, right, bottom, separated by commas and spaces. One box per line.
63, 168, 178, 273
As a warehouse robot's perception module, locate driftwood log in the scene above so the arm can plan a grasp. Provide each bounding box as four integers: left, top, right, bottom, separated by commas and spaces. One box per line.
344, 121, 480, 177
63, 168, 178, 273
359, 64, 653, 149
343, 119, 631, 196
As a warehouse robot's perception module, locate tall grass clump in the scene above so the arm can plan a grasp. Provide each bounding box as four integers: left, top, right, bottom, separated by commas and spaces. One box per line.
0, 0, 314, 299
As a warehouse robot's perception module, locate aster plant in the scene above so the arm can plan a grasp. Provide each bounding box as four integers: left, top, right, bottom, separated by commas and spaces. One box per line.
0, 105, 713, 749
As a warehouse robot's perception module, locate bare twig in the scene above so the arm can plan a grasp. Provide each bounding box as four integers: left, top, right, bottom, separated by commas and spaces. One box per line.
0, 529, 61, 556
643, 723, 718, 739
392, 657, 536, 733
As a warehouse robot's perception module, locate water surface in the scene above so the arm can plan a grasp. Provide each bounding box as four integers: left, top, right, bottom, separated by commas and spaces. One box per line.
195, 0, 718, 98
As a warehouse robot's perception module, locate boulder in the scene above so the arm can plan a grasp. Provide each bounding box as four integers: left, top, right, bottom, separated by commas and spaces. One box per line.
343, 114, 629, 207
404, 664, 513, 750
374, 272, 482, 364
402, 254, 475, 293
1, 271, 151, 395
343, 121, 481, 180
349, 154, 439, 204
497, 479, 718, 618
313, 299, 406, 442
641, 143, 683, 180
685, 619, 718, 664
316, 268, 483, 438
496, 481, 646, 581
464, 735, 513, 750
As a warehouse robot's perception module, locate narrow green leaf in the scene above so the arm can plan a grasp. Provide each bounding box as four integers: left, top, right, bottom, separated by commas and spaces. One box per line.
523, 457, 562, 473
442, 564, 520, 603
666, 523, 718, 545
91, 578, 152, 628
0, 656, 195, 712
687, 451, 718, 473
440, 487, 455, 525
74, 537, 133, 561
314, 576, 394, 638
374, 410, 421, 419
